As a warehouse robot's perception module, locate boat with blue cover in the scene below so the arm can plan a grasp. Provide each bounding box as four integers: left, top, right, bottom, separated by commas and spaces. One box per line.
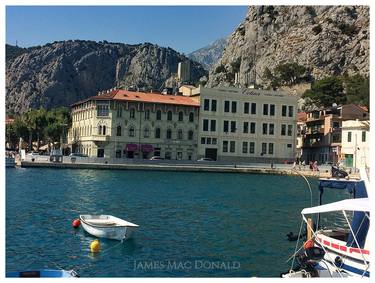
282, 168, 370, 278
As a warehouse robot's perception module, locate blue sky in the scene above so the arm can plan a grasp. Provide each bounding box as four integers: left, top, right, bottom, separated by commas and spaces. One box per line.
6, 6, 247, 54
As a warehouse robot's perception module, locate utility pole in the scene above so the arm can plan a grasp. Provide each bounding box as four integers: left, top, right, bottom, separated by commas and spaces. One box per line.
354, 133, 358, 173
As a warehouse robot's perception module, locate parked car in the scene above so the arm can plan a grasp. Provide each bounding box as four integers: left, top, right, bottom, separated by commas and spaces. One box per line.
149, 156, 164, 160
197, 157, 215, 162
27, 152, 40, 156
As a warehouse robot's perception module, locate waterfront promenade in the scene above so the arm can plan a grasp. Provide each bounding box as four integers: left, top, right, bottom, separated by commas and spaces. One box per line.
18, 156, 353, 178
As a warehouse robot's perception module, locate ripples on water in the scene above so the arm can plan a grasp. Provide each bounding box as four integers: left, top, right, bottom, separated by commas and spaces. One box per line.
6, 168, 350, 277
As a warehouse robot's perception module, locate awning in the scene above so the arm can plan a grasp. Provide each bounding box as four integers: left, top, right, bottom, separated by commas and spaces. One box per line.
301, 198, 370, 215
126, 144, 138, 151
141, 144, 153, 153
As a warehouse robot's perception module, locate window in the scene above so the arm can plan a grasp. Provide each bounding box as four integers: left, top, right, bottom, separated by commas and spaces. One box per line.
362, 131, 366, 142
144, 127, 150, 138
189, 112, 194, 122
116, 126, 121, 136
177, 129, 183, 140
231, 101, 237, 113
166, 129, 172, 139
223, 120, 229, 132
203, 119, 209, 131
210, 120, 216, 132
212, 138, 217, 145
130, 108, 135, 119
288, 125, 293, 136
348, 131, 352, 142
129, 127, 135, 137
250, 122, 256, 134
263, 104, 268, 115
333, 121, 340, 128
242, 142, 248, 154
156, 110, 162, 120
201, 137, 206, 144
97, 103, 109, 117
281, 124, 286, 136
223, 141, 228, 152
268, 143, 274, 154
97, 125, 102, 135
167, 111, 173, 121
251, 103, 256, 114
117, 106, 122, 117
287, 144, 292, 148
282, 105, 287, 117
155, 128, 161, 139
261, 143, 267, 155
102, 126, 106, 135
144, 109, 150, 120
224, 101, 230, 112
207, 138, 212, 144
211, 100, 217, 111
244, 102, 249, 114
188, 130, 194, 140
249, 142, 255, 154
243, 122, 249, 133
204, 99, 210, 111
288, 106, 294, 117
263, 123, 268, 135
230, 121, 236, 133
270, 104, 275, 116
178, 111, 183, 121
230, 141, 236, 153
269, 123, 274, 135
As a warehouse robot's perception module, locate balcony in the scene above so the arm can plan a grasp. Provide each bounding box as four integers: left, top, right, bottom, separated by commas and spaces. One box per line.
78, 135, 110, 142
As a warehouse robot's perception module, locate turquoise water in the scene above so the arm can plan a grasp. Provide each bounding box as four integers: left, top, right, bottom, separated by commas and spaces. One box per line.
6, 168, 348, 277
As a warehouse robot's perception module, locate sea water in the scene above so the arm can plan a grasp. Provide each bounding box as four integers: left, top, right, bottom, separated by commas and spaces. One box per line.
6, 167, 349, 277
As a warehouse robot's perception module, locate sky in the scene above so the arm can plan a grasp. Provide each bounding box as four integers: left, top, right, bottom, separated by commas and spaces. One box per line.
6, 6, 248, 54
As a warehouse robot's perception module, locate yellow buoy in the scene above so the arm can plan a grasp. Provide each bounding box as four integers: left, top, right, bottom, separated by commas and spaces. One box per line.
90, 239, 101, 253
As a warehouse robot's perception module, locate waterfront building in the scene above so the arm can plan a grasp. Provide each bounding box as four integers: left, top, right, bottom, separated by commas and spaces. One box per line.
178, 85, 200, 97
296, 112, 307, 158
177, 61, 191, 83
341, 119, 370, 169
301, 104, 369, 164
197, 87, 298, 163
68, 89, 200, 160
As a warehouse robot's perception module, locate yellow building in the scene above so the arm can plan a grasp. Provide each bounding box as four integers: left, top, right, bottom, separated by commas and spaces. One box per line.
69, 89, 200, 160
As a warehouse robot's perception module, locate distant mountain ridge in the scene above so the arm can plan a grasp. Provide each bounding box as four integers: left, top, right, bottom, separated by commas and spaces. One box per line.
188, 37, 228, 71
6, 40, 207, 114
208, 6, 369, 88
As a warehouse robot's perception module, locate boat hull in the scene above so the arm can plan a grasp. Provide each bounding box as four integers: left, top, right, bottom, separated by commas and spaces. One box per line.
6, 269, 77, 277
79, 215, 138, 241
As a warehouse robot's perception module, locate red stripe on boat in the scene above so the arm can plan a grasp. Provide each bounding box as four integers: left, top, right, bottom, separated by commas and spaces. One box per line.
323, 240, 330, 246
331, 243, 339, 249
339, 246, 347, 252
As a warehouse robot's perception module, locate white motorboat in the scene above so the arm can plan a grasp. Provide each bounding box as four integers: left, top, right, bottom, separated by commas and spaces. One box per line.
282, 169, 370, 278
79, 215, 139, 241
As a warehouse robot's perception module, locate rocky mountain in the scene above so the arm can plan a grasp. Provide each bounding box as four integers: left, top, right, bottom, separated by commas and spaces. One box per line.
6, 40, 207, 114
188, 37, 228, 71
207, 6, 369, 88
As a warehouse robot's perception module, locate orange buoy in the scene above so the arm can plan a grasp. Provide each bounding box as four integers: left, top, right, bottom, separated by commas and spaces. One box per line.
72, 219, 81, 228
303, 239, 314, 250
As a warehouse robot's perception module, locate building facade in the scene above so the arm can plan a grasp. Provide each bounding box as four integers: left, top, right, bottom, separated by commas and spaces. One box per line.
197, 87, 298, 163
68, 89, 200, 160
341, 120, 370, 169
302, 104, 369, 164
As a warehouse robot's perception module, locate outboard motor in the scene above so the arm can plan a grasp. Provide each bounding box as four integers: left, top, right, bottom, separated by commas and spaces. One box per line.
331, 165, 348, 178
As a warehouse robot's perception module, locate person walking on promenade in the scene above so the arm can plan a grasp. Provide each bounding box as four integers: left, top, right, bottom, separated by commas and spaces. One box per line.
309, 161, 313, 171
313, 161, 319, 172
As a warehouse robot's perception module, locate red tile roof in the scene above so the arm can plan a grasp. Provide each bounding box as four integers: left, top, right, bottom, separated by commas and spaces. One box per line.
72, 89, 200, 107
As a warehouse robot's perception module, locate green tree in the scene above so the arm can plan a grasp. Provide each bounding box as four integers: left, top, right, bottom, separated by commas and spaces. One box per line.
303, 76, 345, 107
274, 63, 306, 86
344, 74, 369, 108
